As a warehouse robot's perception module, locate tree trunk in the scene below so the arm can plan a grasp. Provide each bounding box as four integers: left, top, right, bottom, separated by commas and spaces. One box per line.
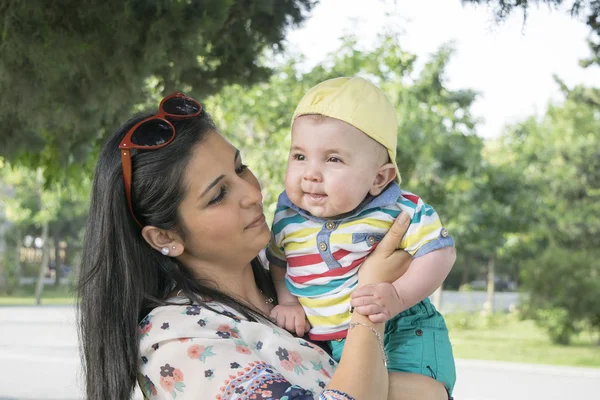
15, 227, 22, 284
34, 221, 49, 305
460, 257, 470, 287
485, 258, 495, 313
54, 234, 61, 286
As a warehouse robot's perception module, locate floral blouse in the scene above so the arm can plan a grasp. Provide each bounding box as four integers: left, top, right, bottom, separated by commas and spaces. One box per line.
137, 298, 354, 400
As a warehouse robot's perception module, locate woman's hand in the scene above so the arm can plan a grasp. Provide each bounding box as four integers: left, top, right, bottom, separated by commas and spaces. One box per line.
352, 212, 412, 323
357, 212, 412, 286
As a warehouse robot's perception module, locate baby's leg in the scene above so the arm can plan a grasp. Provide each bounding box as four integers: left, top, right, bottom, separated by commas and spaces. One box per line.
388, 371, 448, 400
384, 301, 456, 397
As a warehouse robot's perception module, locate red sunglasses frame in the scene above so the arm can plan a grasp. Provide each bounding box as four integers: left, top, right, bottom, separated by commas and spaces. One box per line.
119, 92, 202, 227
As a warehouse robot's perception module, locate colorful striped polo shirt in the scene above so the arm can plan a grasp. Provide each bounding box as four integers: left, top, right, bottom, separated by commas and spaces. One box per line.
266, 183, 454, 341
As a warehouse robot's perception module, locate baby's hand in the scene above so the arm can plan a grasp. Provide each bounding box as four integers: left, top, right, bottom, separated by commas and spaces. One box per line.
270, 303, 311, 337
350, 282, 407, 323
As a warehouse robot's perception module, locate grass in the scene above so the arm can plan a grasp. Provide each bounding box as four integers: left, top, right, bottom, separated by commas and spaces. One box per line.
0, 284, 76, 306
447, 312, 600, 368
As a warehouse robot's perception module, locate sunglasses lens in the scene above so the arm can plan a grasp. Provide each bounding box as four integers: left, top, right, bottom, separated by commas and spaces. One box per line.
163, 96, 201, 116
130, 119, 174, 146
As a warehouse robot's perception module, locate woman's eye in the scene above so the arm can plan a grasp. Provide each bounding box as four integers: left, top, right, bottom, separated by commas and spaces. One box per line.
293, 154, 305, 161
209, 187, 228, 205
236, 164, 248, 175
328, 157, 342, 163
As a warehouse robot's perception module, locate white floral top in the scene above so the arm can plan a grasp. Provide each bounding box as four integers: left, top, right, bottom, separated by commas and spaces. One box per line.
137, 299, 354, 400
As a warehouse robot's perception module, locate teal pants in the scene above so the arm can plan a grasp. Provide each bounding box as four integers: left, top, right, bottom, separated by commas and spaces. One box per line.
328, 298, 456, 395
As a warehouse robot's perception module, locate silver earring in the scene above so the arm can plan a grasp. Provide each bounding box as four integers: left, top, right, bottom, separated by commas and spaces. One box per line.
161, 247, 170, 255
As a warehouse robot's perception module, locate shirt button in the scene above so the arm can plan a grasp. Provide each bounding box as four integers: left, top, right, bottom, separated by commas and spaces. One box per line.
440, 228, 449, 238
318, 242, 328, 251
325, 221, 335, 230
367, 236, 375, 245
415, 329, 423, 336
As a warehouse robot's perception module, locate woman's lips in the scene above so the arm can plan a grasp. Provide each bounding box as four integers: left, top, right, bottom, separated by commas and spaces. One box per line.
246, 214, 266, 229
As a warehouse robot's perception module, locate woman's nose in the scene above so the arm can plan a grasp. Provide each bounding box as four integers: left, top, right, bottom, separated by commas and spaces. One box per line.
239, 176, 263, 207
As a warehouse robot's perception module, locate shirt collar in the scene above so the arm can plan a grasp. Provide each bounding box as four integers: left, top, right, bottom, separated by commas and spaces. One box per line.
278, 182, 401, 223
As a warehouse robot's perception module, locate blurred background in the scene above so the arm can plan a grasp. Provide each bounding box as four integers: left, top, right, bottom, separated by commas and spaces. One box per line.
0, 0, 598, 399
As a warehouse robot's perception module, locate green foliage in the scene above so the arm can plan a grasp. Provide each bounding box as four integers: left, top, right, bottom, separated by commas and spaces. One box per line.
1, 227, 19, 295
520, 247, 600, 344
535, 307, 581, 345
493, 80, 600, 343
0, 0, 316, 180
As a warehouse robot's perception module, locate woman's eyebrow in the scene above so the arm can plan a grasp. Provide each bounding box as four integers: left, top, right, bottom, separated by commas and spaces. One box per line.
201, 174, 224, 198
200, 150, 240, 199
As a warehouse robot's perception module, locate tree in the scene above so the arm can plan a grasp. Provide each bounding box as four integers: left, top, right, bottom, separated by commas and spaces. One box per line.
0, 161, 89, 301
0, 0, 316, 179
496, 81, 600, 342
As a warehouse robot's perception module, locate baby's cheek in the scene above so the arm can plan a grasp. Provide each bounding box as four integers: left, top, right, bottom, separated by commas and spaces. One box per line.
330, 185, 359, 214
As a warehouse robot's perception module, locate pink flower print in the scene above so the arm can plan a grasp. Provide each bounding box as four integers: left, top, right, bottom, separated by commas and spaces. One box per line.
159, 364, 186, 396
187, 345, 204, 359
288, 351, 303, 365
160, 375, 175, 392
261, 390, 272, 397
139, 322, 152, 336
173, 368, 184, 382
280, 360, 294, 371
236, 345, 252, 355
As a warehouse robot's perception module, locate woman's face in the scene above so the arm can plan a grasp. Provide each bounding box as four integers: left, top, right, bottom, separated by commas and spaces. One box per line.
176, 131, 270, 269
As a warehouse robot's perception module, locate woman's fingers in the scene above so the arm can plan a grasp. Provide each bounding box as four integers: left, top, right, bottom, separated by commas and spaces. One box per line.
351, 284, 376, 300
368, 313, 389, 324
352, 304, 382, 316
372, 212, 410, 257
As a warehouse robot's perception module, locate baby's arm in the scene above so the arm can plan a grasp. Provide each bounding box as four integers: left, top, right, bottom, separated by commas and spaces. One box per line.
351, 247, 455, 323
269, 260, 311, 337
392, 246, 456, 312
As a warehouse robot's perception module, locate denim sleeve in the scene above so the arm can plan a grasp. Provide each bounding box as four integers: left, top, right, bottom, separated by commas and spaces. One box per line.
413, 234, 455, 258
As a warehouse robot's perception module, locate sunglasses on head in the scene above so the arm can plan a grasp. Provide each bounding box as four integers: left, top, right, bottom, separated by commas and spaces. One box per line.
119, 92, 202, 227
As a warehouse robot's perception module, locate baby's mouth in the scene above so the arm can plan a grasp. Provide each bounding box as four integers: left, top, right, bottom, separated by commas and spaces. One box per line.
306, 193, 327, 201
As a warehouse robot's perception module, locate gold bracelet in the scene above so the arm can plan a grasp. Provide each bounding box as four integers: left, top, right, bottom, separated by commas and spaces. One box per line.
348, 322, 388, 367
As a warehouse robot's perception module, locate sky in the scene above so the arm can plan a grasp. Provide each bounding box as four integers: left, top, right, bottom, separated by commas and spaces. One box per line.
284, 0, 600, 138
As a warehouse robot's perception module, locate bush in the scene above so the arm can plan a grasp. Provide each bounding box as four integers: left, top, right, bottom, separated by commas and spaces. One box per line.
521, 247, 600, 344
535, 307, 580, 345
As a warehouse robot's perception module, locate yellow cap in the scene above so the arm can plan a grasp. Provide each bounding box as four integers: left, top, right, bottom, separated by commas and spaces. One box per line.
292, 76, 400, 183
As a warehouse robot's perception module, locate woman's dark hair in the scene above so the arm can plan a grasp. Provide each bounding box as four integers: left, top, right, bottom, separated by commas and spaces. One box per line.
77, 109, 276, 400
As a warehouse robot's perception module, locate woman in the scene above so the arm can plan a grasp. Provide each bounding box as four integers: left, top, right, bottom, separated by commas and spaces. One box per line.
77, 93, 448, 400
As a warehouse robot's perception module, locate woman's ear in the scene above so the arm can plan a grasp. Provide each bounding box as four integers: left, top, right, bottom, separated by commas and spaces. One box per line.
141, 226, 184, 257
369, 163, 397, 196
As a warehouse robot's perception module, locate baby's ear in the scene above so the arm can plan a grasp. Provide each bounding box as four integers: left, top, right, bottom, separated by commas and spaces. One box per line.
369, 164, 396, 196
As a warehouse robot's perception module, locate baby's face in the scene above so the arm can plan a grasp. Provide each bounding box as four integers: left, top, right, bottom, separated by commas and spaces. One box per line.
285, 115, 387, 218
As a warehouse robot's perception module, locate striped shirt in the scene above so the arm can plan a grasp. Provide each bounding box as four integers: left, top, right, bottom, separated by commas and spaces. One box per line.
267, 183, 454, 341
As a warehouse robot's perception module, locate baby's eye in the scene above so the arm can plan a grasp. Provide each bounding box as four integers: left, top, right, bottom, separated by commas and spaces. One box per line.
292, 154, 306, 161
328, 157, 342, 163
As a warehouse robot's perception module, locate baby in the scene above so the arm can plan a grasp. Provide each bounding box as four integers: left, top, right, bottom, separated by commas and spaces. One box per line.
267, 76, 457, 396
